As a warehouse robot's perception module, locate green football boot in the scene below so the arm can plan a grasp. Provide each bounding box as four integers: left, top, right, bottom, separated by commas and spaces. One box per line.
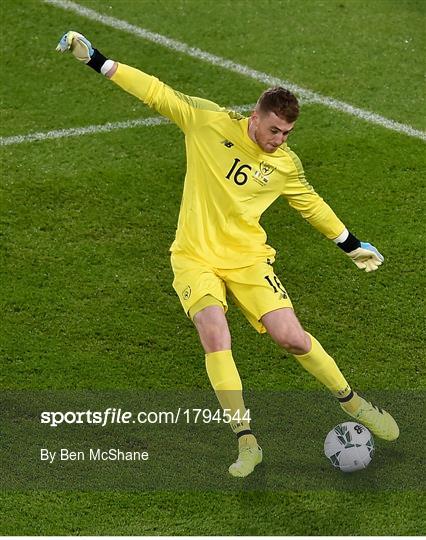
228, 445, 263, 477
342, 395, 399, 441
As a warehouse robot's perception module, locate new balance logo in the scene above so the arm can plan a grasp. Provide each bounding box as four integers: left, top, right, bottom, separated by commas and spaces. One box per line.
221, 139, 234, 148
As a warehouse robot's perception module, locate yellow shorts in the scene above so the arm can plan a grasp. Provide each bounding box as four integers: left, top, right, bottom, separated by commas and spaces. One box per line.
171, 252, 293, 333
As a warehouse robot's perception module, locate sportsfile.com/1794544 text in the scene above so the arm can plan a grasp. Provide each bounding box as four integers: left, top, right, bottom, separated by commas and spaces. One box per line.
40, 407, 251, 427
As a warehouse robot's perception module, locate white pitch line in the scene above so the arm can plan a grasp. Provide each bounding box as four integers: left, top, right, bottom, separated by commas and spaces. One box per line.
0, 104, 255, 146
0, 117, 166, 146
42, 0, 426, 142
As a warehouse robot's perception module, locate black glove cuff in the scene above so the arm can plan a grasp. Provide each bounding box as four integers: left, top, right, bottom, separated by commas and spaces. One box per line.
87, 49, 108, 73
337, 231, 361, 253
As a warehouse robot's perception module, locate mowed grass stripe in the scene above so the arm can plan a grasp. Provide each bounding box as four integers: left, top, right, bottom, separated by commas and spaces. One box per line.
43, 0, 426, 142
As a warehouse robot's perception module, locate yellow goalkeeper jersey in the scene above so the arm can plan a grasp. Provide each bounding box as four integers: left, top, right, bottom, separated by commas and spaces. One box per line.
111, 63, 345, 269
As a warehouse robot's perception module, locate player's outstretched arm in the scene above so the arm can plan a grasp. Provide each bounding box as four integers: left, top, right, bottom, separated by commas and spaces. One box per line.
282, 150, 384, 273
56, 31, 223, 132
333, 229, 384, 272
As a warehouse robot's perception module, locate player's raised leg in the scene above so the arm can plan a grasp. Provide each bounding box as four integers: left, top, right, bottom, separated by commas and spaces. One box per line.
191, 298, 262, 478
262, 308, 399, 441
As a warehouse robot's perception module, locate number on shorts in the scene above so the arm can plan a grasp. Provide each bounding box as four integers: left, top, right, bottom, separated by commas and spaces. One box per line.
264, 275, 288, 298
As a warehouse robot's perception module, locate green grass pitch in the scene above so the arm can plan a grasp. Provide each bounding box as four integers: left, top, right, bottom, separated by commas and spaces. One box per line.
1, 0, 425, 535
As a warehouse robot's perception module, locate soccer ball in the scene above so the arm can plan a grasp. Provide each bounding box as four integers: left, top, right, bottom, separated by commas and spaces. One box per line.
324, 421, 375, 472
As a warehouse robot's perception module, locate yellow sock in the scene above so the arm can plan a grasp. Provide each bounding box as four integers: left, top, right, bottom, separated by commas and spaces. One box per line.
238, 434, 257, 450
340, 392, 362, 413
205, 350, 252, 438
294, 333, 352, 398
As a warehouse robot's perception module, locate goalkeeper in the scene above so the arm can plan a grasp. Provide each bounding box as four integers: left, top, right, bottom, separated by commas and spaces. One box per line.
56, 32, 399, 478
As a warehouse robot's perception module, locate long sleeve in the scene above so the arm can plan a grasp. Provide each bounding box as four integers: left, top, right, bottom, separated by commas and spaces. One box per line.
110, 63, 223, 133
282, 148, 345, 240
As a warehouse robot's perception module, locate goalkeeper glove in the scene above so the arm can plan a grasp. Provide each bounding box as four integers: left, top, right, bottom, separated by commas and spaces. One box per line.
335, 229, 384, 272
56, 31, 94, 62
56, 31, 112, 74
347, 242, 384, 272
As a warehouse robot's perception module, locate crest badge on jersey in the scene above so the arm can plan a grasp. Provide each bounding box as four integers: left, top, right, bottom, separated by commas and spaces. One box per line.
253, 161, 276, 186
